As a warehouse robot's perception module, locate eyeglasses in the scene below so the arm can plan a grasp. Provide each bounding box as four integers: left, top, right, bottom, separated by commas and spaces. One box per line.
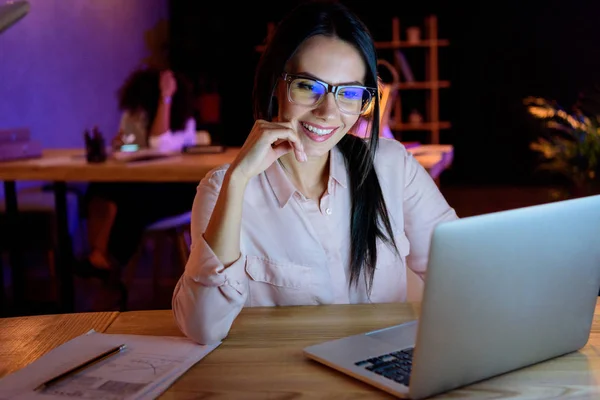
281, 73, 377, 115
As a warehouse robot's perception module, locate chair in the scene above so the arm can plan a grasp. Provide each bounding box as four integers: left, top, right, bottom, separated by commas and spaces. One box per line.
353, 59, 399, 140
0, 184, 82, 279
122, 211, 192, 309
377, 59, 400, 140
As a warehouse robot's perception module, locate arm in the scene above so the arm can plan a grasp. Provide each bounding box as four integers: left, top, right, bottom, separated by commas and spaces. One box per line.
148, 70, 176, 140
172, 167, 251, 345
403, 152, 459, 280
147, 69, 197, 152
172, 119, 306, 345
147, 95, 172, 139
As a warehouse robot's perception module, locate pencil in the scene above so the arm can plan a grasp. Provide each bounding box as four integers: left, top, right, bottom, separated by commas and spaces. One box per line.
34, 343, 127, 391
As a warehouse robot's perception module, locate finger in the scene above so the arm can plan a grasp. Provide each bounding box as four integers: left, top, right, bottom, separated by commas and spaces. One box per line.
266, 127, 306, 162
271, 138, 302, 161
270, 134, 306, 163
271, 121, 307, 162
272, 140, 294, 158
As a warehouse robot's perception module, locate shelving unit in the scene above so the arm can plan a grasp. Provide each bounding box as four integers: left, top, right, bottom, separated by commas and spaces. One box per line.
375, 15, 450, 144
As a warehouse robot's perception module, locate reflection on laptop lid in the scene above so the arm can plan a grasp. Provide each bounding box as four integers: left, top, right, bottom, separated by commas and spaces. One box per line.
303, 194, 600, 399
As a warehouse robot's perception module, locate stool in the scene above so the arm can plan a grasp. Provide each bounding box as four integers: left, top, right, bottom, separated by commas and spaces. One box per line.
122, 211, 192, 309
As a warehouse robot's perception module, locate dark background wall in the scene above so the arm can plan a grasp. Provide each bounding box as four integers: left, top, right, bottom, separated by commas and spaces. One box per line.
168, 0, 600, 186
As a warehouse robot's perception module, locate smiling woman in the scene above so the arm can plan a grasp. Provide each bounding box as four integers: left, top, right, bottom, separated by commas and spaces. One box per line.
172, 0, 458, 346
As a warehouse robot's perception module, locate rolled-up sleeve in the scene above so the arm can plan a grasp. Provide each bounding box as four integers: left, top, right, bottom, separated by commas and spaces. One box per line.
403, 152, 459, 280
172, 167, 250, 345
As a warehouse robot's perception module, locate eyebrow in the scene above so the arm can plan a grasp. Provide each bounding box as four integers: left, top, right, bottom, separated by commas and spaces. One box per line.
294, 71, 364, 86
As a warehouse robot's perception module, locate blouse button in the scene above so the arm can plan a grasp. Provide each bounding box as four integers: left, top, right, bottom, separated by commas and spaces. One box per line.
325, 208, 332, 215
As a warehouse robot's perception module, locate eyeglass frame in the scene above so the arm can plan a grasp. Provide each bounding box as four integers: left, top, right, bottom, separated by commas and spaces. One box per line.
281, 73, 378, 115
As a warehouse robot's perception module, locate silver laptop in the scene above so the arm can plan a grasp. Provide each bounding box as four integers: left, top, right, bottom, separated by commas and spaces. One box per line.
303, 194, 600, 399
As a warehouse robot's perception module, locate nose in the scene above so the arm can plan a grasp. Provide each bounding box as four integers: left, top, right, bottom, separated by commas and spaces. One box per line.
312, 92, 339, 119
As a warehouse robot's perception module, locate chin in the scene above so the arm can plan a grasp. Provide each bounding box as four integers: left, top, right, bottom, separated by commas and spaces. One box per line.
304, 148, 330, 159
302, 138, 343, 159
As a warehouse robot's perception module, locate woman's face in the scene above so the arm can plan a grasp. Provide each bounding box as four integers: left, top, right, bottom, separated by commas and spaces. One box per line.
277, 35, 369, 158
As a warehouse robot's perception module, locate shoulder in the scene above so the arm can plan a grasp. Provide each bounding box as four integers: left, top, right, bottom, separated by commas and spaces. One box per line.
199, 163, 268, 196
373, 137, 412, 168
119, 110, 134, 122
122, 109, 147, 120
371, 137, 423, 195
200, 163, 231, 188
120, 109, 148, 126
199, 161, 267, 195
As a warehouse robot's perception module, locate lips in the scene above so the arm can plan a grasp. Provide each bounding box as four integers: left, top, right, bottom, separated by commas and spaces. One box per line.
300, 122, 338, 143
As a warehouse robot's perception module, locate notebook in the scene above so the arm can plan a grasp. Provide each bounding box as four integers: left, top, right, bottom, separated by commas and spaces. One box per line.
304, 194, 600, 399
0, 330, 219, 400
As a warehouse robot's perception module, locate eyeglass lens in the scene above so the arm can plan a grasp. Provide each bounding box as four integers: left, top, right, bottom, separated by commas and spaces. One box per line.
288, 77, 371, 114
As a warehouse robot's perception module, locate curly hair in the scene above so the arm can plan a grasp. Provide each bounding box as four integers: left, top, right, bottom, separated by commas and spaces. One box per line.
117, 67, 195, 132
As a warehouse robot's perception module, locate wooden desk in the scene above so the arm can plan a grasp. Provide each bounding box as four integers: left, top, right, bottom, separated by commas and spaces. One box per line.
0, 148, 240, 182
0, 311, 118, 378
102, 300, 600, 399
0, 145, 450, 182
1, 301, 597, 398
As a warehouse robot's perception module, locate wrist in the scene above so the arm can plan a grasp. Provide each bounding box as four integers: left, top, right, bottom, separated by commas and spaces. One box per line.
160, 94, 172, 105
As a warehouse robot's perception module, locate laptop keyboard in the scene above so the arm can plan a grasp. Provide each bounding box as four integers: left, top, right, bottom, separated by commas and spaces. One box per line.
354, 347, 414, 386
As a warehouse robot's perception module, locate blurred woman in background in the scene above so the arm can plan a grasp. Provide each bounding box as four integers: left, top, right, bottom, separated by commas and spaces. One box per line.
77, 67, 198, 284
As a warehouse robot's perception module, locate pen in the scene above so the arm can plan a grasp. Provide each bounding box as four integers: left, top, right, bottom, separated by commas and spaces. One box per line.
34, 344, 127, 391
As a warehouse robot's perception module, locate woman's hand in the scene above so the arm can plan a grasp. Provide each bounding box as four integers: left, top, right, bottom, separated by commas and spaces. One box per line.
229, 119, 306, 183
159, 70, 177, 99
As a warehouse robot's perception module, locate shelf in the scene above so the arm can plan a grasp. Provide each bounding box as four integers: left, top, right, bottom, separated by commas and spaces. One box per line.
397, 81, 450, 90
390, 122, 451, 131
374, 39, 450, 49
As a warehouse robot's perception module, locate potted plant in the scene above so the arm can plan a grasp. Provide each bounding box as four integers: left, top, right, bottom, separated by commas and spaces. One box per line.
524, 87, 600, 198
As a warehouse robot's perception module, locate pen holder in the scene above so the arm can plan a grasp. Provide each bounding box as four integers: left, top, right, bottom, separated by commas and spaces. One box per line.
84, 128, 107, 163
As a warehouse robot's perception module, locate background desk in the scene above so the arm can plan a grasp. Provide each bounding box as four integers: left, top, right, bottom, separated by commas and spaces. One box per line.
0, 148, 239, 314
0, 145, 452, 315
2, 300, 595, 399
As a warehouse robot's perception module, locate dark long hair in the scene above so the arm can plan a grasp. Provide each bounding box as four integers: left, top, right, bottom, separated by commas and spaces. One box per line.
253, 0, 398, 295
117, 67, 195, 134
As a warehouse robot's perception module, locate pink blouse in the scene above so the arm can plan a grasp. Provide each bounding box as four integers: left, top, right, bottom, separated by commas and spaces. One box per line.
172, 138, 459, 344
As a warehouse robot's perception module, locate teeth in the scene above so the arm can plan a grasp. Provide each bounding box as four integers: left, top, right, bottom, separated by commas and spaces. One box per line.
302, 122, 333, 136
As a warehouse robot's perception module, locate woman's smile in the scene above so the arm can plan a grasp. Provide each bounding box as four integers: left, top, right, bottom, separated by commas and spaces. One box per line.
299, 121, 339, 143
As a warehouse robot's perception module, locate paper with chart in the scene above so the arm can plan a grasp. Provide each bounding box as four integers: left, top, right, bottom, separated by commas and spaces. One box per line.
0, 330, 220, 400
